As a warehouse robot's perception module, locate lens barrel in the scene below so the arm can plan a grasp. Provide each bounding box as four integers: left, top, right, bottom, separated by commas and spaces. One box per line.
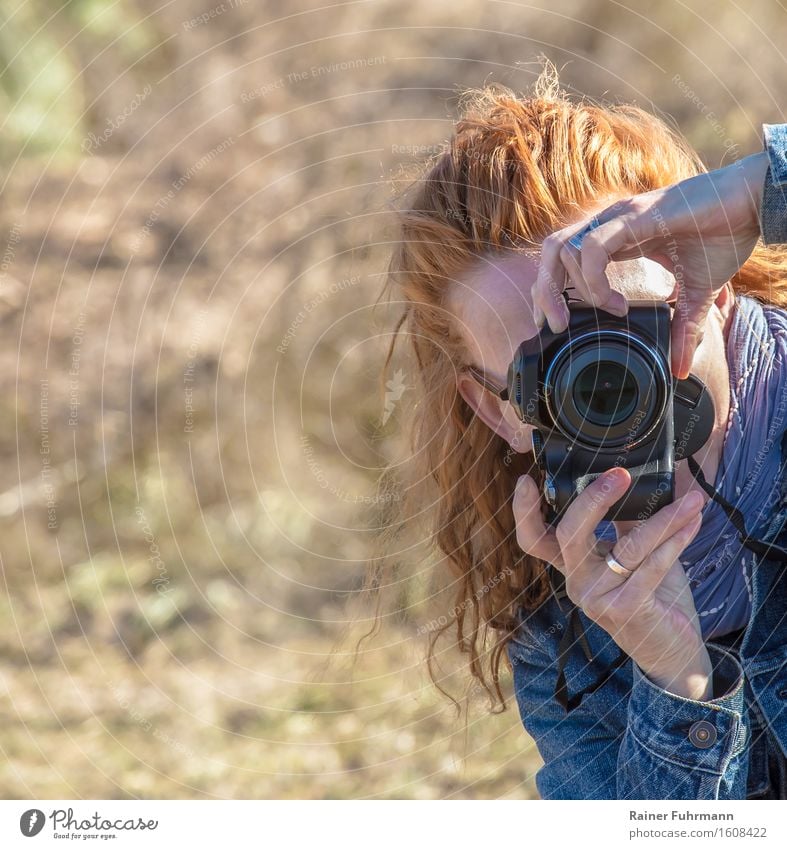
544, 330, 668, 449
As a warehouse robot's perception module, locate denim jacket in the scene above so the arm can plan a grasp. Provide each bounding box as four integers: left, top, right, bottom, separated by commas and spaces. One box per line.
507, 123, 787, 800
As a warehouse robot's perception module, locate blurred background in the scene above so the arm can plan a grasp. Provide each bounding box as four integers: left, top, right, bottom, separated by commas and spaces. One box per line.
0, 0, 784, 799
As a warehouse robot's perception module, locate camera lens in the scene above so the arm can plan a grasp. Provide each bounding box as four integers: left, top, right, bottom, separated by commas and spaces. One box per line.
544, 330, 668, 449
573, 361, 638, 426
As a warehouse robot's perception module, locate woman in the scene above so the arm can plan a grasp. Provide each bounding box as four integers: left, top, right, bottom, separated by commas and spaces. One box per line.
380, 64, 787, 799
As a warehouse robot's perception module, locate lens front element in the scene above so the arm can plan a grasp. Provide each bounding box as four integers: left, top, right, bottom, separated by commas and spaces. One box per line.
574, 361, 639, 426
544, 330, 667, 449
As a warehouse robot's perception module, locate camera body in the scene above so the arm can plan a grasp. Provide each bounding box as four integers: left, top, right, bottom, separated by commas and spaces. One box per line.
507, 300, 714, 521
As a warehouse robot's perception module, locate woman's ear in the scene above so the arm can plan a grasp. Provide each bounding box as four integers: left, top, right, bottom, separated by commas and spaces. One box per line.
456, 373, 532, 451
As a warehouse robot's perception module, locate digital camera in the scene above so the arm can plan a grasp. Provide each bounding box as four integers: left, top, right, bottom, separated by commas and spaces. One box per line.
507, 300, 715, 521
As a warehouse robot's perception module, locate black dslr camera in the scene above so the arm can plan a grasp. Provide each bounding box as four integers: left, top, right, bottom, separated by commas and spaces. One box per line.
507, 300, 715, 521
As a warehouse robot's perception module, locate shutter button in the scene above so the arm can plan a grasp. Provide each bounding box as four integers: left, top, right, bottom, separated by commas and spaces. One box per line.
688, 720, 717, 748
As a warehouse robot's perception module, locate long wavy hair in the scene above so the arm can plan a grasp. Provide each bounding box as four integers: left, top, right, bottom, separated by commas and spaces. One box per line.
369, 61, 787, 714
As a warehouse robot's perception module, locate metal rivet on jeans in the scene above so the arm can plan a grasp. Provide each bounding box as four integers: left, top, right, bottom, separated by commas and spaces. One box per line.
688, 720, 717, 749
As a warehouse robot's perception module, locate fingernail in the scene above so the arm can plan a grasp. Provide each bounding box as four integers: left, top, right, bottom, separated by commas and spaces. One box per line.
683, 491, 704, 510
604, 467, 629, 486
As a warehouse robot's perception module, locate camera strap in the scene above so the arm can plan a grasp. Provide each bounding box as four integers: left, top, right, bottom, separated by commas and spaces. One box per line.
551, 458, 787, 713
686, 455, 787, 562
549, 565, 630, 713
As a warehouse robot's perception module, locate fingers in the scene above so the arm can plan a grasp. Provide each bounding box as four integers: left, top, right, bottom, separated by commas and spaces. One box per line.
560, 238, 627, 317
512, 475, 564, 569
553, 468, 632, 572
532, 233, 570, 331
533, 215, 641, 333
625, 511, 704, 599
578, 216, 644, 312
613, 490, 704, 570
670, 292, 713, 379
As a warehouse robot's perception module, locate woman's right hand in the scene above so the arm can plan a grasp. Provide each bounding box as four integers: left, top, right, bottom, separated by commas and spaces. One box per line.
513, 467, 713, 700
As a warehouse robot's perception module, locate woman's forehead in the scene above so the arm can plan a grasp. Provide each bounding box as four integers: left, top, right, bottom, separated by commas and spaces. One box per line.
453, 251, 675, 332
450, 251, 676, 364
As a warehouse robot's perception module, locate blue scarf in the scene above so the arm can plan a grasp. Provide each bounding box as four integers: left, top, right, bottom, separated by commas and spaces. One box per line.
595, 294, 787, 639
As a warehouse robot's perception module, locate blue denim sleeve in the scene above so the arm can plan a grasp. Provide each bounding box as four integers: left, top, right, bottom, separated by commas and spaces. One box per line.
619, 645, 749, 798
508, 636, 750, 799
760, 124, 787, 244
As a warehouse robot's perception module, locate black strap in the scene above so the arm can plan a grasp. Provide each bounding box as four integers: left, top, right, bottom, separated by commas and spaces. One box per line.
549, 565, 630, 712
687, 456, 787, 562
551, 460, 787, 713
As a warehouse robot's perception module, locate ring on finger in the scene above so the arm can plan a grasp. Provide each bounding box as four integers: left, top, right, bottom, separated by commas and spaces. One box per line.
605, 550, 635, 578
567, 216, 601, 251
